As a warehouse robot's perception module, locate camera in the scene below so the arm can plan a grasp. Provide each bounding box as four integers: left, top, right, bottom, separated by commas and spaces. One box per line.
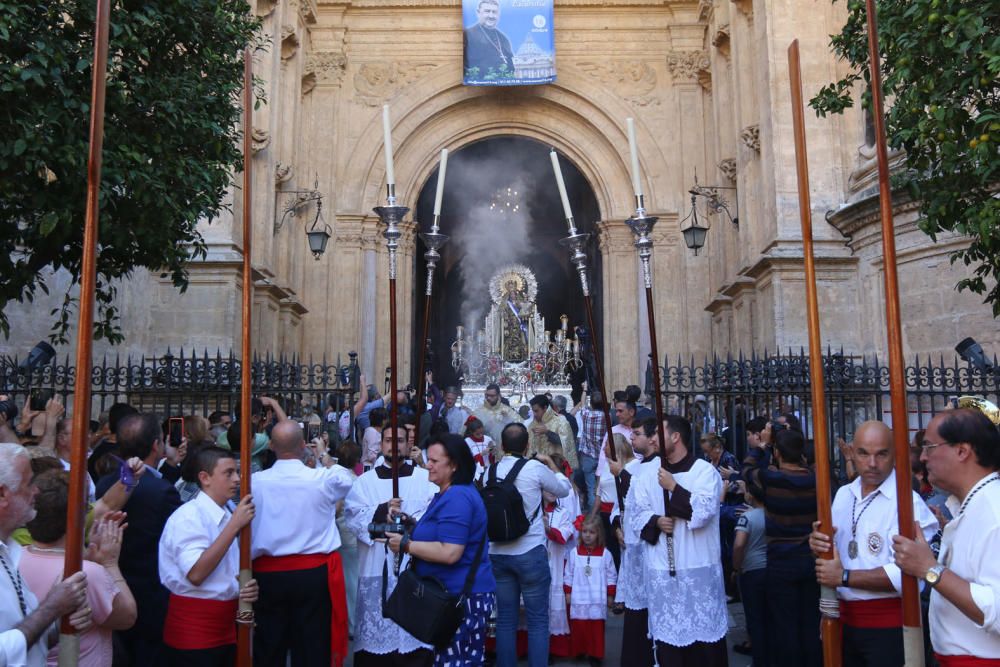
368, 521, 407, 540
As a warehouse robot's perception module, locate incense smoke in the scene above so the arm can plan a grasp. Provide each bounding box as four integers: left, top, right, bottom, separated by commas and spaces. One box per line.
444, 145, 552, 339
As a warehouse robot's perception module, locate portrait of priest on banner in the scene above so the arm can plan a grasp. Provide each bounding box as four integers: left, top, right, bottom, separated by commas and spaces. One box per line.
463, 0, 515, 81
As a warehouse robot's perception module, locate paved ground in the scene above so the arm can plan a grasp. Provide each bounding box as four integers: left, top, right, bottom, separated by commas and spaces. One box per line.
343, 601, 753, 666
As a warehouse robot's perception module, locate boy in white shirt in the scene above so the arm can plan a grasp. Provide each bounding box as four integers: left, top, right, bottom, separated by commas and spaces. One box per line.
158, 446, 258, 666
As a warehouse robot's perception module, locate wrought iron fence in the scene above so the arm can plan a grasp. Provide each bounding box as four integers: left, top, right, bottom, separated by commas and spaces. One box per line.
0, 349, 361, 419
2, 347, 996, 465
648, 350, 1000, 464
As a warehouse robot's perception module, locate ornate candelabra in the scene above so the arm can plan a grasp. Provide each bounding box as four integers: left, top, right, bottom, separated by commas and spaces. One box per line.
373, 183, 408, 497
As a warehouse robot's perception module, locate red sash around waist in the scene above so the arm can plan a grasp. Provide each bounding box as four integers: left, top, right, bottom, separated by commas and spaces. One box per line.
935, 655, 1000, 667
599, 501, 614, 514
839, 598, 903, 629
253, 552, 348, 667
163, 594, 237, 650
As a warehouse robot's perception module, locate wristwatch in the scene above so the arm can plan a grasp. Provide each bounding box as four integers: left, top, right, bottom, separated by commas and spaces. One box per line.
925, 564, 946, 587
841, 569, 851, 587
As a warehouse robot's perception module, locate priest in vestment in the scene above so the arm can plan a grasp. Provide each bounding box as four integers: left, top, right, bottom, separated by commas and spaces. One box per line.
343, 425, 439, 666
631, 415, 728, 666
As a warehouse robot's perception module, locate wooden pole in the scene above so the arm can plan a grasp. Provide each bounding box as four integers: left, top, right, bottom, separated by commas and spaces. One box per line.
235, 46, 254, 667
59, 1, 111, 664
581, 296, 615, 460
788, 39, 842, 667
389, 269, 400, 497
861, 4, 924, 662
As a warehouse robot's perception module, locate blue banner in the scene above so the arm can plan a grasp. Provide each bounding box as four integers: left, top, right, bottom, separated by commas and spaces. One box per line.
462, 0, 555, 86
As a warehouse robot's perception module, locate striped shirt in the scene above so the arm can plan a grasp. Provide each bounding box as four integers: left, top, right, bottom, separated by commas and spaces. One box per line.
741, 446, 817, 561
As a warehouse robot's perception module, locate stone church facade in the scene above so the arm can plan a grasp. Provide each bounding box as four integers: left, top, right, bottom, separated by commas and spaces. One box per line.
2, 0, 997, 392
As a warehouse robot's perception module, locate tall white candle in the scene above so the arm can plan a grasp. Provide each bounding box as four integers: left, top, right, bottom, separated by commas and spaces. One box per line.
382, 105, 395, 187
626, 117, 642, 198
549, 150, 573, 221
432, 148, 449, 217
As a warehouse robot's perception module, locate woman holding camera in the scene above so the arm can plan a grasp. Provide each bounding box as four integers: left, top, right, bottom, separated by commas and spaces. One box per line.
388, 433, 496, 667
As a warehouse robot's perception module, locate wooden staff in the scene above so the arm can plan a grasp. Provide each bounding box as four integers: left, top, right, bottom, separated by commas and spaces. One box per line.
59, 1, 111, 664
388, 263, 400, 497
861, 3, 924, 662
788, 39, 842, 667
235, 46, 254, 667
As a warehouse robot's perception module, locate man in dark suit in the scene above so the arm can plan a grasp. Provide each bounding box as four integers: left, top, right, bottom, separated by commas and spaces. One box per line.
96, 413, 182, 667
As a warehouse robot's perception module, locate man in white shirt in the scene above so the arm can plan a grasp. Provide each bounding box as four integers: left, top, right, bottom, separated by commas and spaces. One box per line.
250, 420, 355, 667
489, 423, 571, 667
631, 415, 728, 666
894, 408, 1000, 664
809, 421, 938, 666
0, 442, 90, 667
159, 446, 258, 666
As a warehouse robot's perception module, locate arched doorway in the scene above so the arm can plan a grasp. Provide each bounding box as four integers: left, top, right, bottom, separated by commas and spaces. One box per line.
411, 136, 602, 394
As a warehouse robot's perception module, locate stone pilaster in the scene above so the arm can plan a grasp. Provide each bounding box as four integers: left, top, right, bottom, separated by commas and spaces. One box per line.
597, 219, 640, 391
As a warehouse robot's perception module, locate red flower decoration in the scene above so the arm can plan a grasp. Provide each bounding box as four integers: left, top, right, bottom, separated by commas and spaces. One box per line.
572, 514, 585, 531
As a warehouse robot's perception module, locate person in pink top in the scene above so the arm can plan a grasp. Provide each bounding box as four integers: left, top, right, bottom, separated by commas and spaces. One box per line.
19, 470, 137, 667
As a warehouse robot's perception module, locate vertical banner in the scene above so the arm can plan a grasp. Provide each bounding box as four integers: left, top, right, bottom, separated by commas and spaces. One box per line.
463, 0, 555, 86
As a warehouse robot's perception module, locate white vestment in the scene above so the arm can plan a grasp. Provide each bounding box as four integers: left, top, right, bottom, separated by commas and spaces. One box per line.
343, 464, 438, 655
630, 455, 728, 647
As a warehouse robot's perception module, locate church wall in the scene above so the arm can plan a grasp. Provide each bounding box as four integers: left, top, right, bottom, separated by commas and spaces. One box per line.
4, 0, 999, 391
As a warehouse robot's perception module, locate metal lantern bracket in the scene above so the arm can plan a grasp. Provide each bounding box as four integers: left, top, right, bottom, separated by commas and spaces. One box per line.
274, 181, 323, 234
689, 172, 739, 226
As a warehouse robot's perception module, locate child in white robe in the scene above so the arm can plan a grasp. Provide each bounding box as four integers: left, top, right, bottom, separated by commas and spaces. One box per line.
564, 514, 617, 664
543, 489, 577, 657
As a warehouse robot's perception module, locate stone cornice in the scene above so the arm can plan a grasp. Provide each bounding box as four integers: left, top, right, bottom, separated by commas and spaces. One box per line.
825, 188, 923, 253
741, 239, 857, 282
320, 1, 693, 6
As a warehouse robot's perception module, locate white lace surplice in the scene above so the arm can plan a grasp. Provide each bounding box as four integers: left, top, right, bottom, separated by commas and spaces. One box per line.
630, 458, 728, 647
545, 496, 577, 636
343, 466, 438, 655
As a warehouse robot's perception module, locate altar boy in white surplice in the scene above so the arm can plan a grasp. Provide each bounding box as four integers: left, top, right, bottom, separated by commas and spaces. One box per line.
343, 425, 439, 666
630, 415, 728, 667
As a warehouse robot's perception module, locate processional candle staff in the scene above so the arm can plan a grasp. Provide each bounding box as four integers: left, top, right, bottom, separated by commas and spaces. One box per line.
861, 2, 924, 662
548, 150, 616, 467
235, 48, 256, 667
788, 41, 842, 667
623, 118, 676, 576
415, 149, 450, 429
61, 0, 111, 664
375, 104, 407, 496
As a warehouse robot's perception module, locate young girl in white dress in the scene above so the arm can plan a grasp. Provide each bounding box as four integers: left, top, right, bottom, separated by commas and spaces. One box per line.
564, 514, 617, 665
463, 417, 496, 485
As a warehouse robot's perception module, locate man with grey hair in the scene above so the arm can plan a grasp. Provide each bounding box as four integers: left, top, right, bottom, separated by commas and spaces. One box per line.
1, 442, 92, 666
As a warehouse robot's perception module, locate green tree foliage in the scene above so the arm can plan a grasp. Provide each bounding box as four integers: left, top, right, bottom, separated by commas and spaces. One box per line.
811, 0, 1000, 315
0, 1, 260, 342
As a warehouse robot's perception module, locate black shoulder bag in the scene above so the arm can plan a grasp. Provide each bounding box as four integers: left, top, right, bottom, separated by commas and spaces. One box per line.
381, 536, 487, 649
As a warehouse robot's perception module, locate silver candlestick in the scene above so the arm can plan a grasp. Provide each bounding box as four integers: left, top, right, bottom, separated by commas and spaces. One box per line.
420, 215, 450, 296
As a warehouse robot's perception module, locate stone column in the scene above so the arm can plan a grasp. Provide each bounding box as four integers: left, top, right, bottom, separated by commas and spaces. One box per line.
597, 219, 640, 392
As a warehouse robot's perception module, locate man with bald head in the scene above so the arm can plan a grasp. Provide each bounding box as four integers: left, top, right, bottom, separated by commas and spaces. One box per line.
250, 419, 355, 667
808, 421, 938, 666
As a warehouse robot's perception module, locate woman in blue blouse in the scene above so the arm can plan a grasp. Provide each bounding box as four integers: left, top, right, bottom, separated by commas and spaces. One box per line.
388, 433, 496, 666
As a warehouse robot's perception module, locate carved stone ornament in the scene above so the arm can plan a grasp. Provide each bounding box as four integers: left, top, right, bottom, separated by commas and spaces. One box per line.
740, 125, 760, 153
252, 128, 270, 154
712, 24, 731, 59
353, 62, 438, 107
666, 50, 711, 85
576, 61, 659, 106
302, 51, 347, 93
731, 0, 753, 16
280, 25, 299, 61
718, 158, 737, 182
275, 163, 293, 185
256, 0, 276, 17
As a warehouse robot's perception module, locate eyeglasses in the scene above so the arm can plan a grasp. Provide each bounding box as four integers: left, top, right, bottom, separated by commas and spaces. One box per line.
921, 441, 950, 453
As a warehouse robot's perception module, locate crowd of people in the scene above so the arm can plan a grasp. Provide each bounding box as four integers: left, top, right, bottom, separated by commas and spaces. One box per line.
1, 377, 999, 667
